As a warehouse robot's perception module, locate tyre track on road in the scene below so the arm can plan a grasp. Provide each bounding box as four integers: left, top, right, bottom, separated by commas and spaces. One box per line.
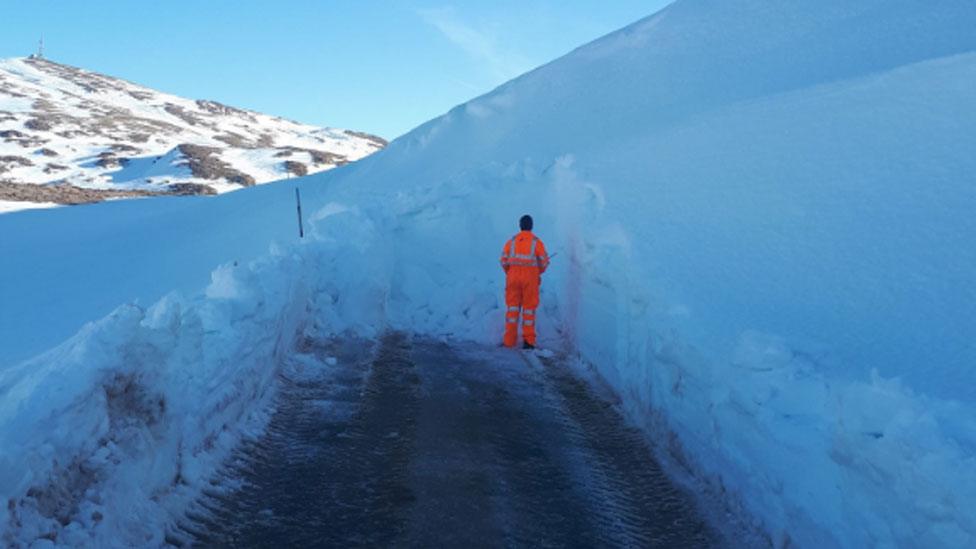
176, 335, 719, 547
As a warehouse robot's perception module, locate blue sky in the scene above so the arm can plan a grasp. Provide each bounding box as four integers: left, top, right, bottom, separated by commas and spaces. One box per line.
1, 1, 672, 139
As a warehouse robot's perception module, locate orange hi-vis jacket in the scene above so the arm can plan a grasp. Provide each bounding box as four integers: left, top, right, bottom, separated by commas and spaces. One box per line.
500, 231, 549, 347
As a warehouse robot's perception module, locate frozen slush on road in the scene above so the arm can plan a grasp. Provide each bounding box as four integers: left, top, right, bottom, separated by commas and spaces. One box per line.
1, 0, 975, 546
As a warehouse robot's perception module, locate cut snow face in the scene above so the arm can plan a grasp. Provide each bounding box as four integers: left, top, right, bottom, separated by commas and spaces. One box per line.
1, 0, 976, 547
0, 57, 386, 211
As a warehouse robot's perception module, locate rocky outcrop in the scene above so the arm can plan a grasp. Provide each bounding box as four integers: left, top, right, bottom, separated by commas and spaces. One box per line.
283, 160, 308, 177
0, 180, 218, 204
177, 144, 256, 186
344, 130, 388, 147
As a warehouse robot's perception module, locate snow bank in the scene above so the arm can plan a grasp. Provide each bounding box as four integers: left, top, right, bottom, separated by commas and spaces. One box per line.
0, 185, 307, 367
2, 0, 975, 546
0, 248, 315, 544
0, 202, 398, 543
0, 201, 61, 214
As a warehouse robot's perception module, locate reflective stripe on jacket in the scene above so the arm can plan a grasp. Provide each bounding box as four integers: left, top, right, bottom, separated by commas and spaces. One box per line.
500, 231, 549, 274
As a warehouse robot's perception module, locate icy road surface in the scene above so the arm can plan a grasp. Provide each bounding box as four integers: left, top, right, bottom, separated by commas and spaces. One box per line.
176, 333, 717, 546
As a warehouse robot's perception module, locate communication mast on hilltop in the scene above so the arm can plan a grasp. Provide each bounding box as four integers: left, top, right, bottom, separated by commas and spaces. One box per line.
29, 36, 44, 59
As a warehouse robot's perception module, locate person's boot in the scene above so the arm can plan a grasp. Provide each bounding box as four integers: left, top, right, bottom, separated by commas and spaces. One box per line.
523, 341, 535, 350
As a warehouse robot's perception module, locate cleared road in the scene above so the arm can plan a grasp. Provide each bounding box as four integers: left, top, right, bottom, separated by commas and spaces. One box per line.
177, 333, 718, 547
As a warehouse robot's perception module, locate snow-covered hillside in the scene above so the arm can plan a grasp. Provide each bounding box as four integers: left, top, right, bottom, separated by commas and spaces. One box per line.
1, 0, 975, 546
0, 57, 385, 211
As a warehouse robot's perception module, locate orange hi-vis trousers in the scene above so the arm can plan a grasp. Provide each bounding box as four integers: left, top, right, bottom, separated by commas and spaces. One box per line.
500, 231, 549, 347
505, 277, 540, 347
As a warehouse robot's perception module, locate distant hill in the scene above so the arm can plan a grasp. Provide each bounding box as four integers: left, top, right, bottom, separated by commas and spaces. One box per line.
0, 56, 386, 211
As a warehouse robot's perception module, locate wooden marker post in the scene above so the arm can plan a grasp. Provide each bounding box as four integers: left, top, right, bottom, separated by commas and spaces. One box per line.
295, 187, 304, 238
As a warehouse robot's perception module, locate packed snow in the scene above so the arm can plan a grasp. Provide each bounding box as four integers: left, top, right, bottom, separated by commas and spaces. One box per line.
1, 0, 975, 546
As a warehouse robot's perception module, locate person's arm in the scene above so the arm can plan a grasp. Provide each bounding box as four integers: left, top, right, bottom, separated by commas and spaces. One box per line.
500, 241, 510, 273
536, 240, 550, 274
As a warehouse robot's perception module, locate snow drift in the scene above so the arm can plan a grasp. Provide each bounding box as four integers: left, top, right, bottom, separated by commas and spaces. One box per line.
2, 0, 975, 546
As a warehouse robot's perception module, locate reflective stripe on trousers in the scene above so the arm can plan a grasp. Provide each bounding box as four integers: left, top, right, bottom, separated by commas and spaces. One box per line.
504, 280, 539, 347
505, 304, 521, 327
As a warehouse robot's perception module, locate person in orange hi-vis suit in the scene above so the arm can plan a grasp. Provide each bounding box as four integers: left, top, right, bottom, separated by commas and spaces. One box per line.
500, 215, 550, 349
